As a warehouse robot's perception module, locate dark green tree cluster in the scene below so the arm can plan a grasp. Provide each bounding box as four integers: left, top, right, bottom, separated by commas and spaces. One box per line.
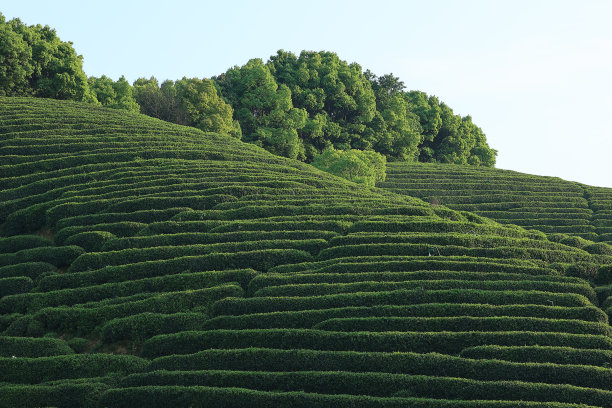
0, 13, 95, 101
88, 76, 139, 113
214, 50, 496, 166
132, 77, 239, 137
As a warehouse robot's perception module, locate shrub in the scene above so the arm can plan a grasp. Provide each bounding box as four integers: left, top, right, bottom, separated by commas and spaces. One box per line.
0, 383, 108, 408
0, 234, 52, 253
149, 347, 612, 391
0, 262, 56, 281
67, 337, 90, 353
100, 312, 208, 343
0, 354, 148, 384
64, 231, 117, 252
459, 345, 612, 367
141, 328, 612, 358
0, 336, 74, 357
0, 276, 33, 297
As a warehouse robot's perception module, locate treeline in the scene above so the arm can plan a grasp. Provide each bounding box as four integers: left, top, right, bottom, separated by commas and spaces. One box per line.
0, 14, 496, 167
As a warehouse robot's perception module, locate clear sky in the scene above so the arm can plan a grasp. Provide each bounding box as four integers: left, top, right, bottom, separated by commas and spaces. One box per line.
2, 0, 611, 187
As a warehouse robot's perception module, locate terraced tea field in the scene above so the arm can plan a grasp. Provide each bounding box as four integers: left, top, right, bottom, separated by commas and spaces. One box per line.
380, 162, 612, 245
1, 97, 612, 407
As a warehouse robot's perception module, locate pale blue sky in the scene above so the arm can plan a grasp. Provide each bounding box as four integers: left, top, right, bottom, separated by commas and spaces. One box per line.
2, 0, 611, 187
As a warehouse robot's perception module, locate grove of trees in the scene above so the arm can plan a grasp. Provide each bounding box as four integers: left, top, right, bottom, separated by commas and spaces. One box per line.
0, 13, 497, 168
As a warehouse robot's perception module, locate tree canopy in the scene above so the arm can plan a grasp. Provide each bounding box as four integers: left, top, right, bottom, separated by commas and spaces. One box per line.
0, 13, 94, 102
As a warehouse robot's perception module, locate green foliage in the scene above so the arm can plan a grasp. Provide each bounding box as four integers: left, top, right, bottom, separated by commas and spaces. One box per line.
0, 14, 93, 101
88, 75, 139, 112
132, 76, 237, 136
0, 383, 108, 408
0, 336, 74, 357
215, 58, 307, 158
460, 345, 612, 367
311, 147, 386, 187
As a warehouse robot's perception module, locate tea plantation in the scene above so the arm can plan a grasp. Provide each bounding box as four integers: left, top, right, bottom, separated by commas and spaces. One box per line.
380, 162, 612, 245
1, 97, 612, 407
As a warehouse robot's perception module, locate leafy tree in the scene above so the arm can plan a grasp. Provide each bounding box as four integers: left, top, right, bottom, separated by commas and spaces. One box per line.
267, 50, 376, 159
311, 147, 386, 187
215, 58, 306, 158
365, 71, 423, 161
89, 75, 139, 112
0, 13, 94, 101
132, 76, 237, 136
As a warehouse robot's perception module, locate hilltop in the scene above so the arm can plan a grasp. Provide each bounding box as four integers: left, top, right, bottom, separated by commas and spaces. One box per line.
0, 97, 611, 407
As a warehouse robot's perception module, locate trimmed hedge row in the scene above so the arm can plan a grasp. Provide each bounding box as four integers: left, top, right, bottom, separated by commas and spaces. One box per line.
100, 312, 208, 343
55, 207, 190, 229
0, 276, 33, 297
141, 329, 612, 358
55, 222, 144, 245
212, 289, 593, 316
328, 232, 573, 251
247, 270, 585, 295
312, 316, 612, 336
0, 353, 149, 383
317, 243, 598, 264
203, 304, 608, 330
102, 230, 339, 251
0, 234, 52, 253
347, 220, 532, 238
0, 270, 255, 313
252, 280, 597, 303
97, 386, 592, 408
64, 231, 117, 252
120, 369, 612, 406
208, 220, 354, 234
269, 256, 552, 275
16, 284, 243, 335
0, 336, 74, 357
68, 239, 328, 272
0, 383, 108, 408
459, 345, 612, 367
149, 347, 612, 391
0, 245, 84, 268
135, 220, 224, 235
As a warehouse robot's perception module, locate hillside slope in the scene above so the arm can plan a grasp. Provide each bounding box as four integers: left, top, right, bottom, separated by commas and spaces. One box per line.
380, 162, 612, 245
1, 97, 612, 407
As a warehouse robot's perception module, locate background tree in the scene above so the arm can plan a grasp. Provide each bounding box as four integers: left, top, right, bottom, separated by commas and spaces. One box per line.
132, 76, 237, 136
0, 13, 94, 101
215, 58, 306, 158
311, 147, 386, 187
89, 75, 139, 112
267, 50, 377, 160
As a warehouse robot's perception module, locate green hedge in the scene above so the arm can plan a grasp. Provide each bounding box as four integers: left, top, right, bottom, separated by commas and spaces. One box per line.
54, 222, 146, 245
64, 231, 117, 252
269, 256, 552, 275
21, 284, 243, 335
212, 289, 592, 316
149, 348, 612, 391
209, 220, 353, 234
0, 276, 33, 297
0, 262, 56, 281
252, 279, 596, 303
0, 234, 52, 253
459, 345, 612, 367
55, 207, 190, 229
68, 239, 327, 272
135, 220, 223, 235
100, 312, 208, 343
348, 220, 531, 238
312, 316, 612, 336
203, 304, 607, 330
39, 266, 255, 292
0, 245, 84, 268
102, 230, 339, 251
141, 328, 612, 358
0, 270, 254, 313
120, 369, 612, 406
317, 243, 596, 264
97, 386, 591, 408
0, 354, 148, 383
0, 382, 108, 408
0, 336, 74, 357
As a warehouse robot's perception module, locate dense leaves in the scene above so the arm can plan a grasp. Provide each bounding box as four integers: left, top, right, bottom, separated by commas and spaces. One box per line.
311, 147, 386, 187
